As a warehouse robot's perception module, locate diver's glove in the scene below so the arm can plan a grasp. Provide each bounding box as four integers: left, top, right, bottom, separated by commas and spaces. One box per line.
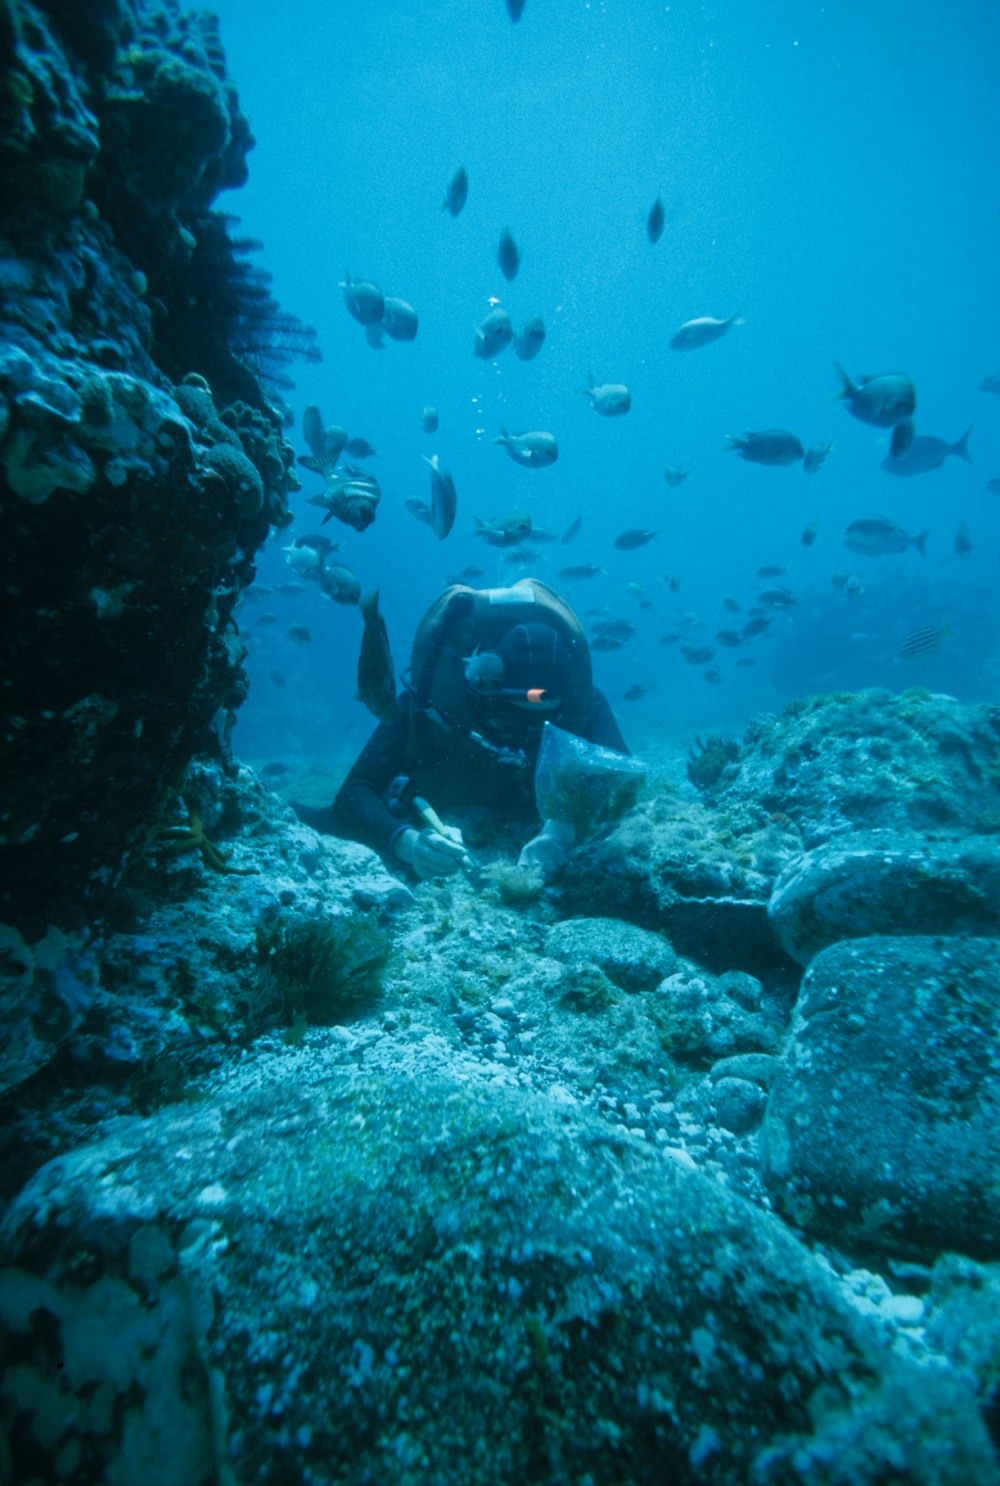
517, 819, 576, 879
394, 826, 468, 879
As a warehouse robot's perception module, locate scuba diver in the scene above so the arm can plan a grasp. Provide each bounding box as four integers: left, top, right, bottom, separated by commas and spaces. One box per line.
296, 578, 628, 879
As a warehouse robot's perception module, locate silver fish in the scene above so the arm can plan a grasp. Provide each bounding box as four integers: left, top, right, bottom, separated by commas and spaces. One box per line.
316, 560, 361, 606
559, 564, 604, 579
494, 427, 558, 468
725, 430, 804, 466
405, 497, 434, 526
424, 454, 457, 540
442, 166, 468, 217
844, 517, 927, 557
340, 271, 384, 326
803, 441, 833, 473
835, 364, 916, 427
670, 313, 743, 351
475, 509, 532, 547
582, 374, 631, 416
881, 427, 972, 477
473, 306, 514, 359
357, 590, 396, 722
421, 405, 439, 433
514, 316, 546, 360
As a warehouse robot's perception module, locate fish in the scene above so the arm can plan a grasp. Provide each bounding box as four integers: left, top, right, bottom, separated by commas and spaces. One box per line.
514, 316, 546, 360
473, 306, 514, 359
306, 472, 381, 532
670, 313, 743, 351
725, 430, 804, 466
494, 427, 559, 468
559, 564, 604, 580
530, 526, 560, 543
421, 406, 439, 434
954, 522, 972, 558
844, 517, 927, 557
591, 635, 626, 652
381, 297, 419, 341
592, 618, 636, 641
881, 427, 972, 477
757, 587, 796, 608
498, 228, 520, 282
659, 633, 680, 645
260, 762, 290, 778
561, 514, 583, 544
269, 671, 287, 688
803, 441, 833, 473
845, 574, 864, 598
500, 546, 541, 567
703, 667, 722, 684
664, 574, 682, 593
345, 437, 378, 459
981, 372, 1000, 395
987, 478, 1000, 495
442, 166, 468, 217
405, 497, 434, 525
741, 614, 772, 638
681, 644, 716, 665
506, 0, 526, 22
357, 590, 396, 723
301, 407, 348, 474
663, 466, 690, 486
582, 374, 631, 417
283, 541, 323, 575
756, 564, 786, 578
614, 528, 658, 550
889, 418, 915, 459
339, 272, 384, 326
623, 684, 650, 702
722, 598, 741, 613
255, 613, 279, 626
900, 621, 948, 660
316, 560, 361, 606
288, 626, 312, 644
475, 509, 533, 547
801, 523, 818, 548
647, 196, 665, 244
835, 365, 916, 427
715, 629, 743, 647
735, 657, 756, 668
424, 454, 457, 540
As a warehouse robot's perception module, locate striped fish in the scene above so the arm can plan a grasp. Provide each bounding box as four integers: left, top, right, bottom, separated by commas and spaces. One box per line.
899, 622, 948, 660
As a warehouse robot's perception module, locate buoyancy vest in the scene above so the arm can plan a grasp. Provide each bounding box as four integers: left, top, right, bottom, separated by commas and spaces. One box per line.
405, 579, 592, 775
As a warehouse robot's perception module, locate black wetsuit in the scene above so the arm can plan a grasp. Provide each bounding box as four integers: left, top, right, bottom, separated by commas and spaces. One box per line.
300, 685, 627, 859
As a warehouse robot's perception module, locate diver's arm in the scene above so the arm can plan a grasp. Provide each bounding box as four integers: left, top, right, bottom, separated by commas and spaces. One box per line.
328, 696, 412, 854
586, 686, 630, 755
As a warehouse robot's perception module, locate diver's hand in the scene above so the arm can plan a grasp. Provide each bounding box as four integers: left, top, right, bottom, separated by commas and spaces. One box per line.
395, 827, 468, 879
517, 819, 576, 879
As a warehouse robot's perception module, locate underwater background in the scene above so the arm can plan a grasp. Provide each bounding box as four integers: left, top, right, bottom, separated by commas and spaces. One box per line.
215, 0, 999, 774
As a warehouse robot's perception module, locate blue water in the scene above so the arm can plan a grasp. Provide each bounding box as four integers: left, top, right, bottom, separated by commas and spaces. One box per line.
213, 0, 1000, 770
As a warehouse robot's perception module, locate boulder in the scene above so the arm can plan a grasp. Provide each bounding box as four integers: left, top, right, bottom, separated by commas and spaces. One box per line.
760, 936, 1000, 1259
543, 916, 676, 991
769, 830, 1000, 965
1, 1058, 993, 1486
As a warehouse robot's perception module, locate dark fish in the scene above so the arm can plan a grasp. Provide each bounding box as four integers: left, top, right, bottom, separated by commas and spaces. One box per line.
889, 418, 915, 459
357, 590, 396, 723
261, 761, 290, 778
561, 513, 583, 544
835, 365, 916, 427
505, 0, 526, 20
498, 228, 520, 282
803, 441, 833, 473
665, 575, 682, 593
881, 427, 972, 478
500, 546, 541, 566
663, 466, 690, 486
801, 523, 818, 548
591, 635, 625, 652
722, 598, 741, 613
340, 272, 384, 326
725, 430, 804, 466
614, 528, 658, 550
424, 454, 457, 540
514, 316, 546, 360
288, 626, 312, 644
269, 671, 287, 688
758, 587, 796, 608
405, 497, 434, 526
647, 196, 665, 244
844, 517, 927, 557
715, 629, 743, 647
659, 633, 680, 645
592, 618, 636, 641
703, 666, 722, 684
987, 478, 1000, 496
900, 622, 948, 660
345, 437, 378, 459
954, 522, 972, 558
421, 406, 439, 433
559, 564, 604, 580
623, 684, 650, 702
382, 297, 419, 342
255, 613, 279, 626
981, 372, 1000, 396
681, 644, 716, 665
442, 166, 468, 216
742, 614, 772, 638
756, 564, 786, 578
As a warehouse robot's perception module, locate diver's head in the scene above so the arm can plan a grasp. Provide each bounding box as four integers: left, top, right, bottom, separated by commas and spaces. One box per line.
463, 622, 572, 712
